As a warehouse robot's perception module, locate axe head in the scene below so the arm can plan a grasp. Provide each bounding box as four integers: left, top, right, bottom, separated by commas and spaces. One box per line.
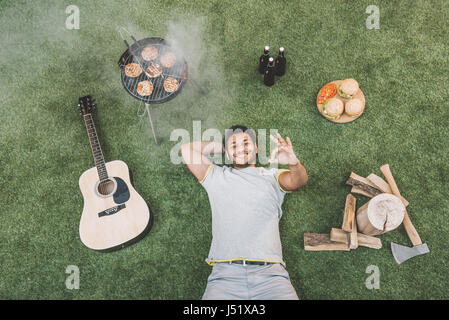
391, 242, 430, 264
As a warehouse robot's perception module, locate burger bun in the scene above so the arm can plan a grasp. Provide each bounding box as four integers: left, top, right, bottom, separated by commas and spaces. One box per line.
339, 78, 359, 98
344, 98, 364, 117
323, 98, 344, 119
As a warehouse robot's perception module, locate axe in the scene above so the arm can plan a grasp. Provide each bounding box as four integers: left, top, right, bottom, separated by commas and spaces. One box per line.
380, 164, 430, 264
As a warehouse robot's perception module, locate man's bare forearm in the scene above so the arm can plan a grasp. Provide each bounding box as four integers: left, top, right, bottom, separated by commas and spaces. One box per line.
190, 141, 224, 155
181, 141, 223, 165
287, 159, 308, 189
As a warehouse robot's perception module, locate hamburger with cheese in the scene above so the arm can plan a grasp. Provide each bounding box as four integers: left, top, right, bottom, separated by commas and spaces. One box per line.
322, 97, 344, 120
344, 98, 364, 117
337, 78, 359, 99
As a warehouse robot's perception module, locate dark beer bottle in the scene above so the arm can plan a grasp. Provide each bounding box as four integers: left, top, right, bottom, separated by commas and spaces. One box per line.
258, 46, 270, 74
264, 57, 275, 86
275, 47, 286, 76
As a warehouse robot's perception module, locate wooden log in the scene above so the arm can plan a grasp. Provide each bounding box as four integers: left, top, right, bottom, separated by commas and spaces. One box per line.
366, 173, 392, 193
330, 228, 356, 245
356, 193, 405, 236
346, 172, 383, 197
330, 227, 349, 243
304, 233, 350, 251
340, 194, 358, 249
342, 194, 356, 232
350, 209, 359, 249
351, 186, 373, 198
330, 228, 382, 249
366, 173, 409, 207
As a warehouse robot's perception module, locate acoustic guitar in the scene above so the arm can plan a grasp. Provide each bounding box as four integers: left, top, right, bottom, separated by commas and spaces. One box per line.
77, 95, 152, 251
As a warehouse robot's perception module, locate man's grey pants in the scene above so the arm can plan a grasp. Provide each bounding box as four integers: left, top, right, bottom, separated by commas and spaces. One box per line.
202, 262, 299, 300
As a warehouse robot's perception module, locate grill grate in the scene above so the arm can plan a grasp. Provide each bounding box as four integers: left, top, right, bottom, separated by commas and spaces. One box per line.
118, 37, 187, 104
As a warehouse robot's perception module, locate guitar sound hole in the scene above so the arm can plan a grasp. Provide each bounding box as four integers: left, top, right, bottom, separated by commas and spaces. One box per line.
97, 179, 115, 196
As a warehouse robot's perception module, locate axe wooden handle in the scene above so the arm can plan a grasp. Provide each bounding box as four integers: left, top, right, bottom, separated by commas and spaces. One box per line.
380, 164, 422, 246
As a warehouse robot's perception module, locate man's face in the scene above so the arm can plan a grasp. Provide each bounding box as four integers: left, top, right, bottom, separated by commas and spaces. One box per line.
226, 132, 257, 167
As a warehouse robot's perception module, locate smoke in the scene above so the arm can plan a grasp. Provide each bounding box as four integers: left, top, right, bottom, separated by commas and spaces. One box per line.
0, 1, 233, 150
96, 13, 234, 146
157, 14, 233, 131
109, 13, 235, 149
165, 16, 207, 80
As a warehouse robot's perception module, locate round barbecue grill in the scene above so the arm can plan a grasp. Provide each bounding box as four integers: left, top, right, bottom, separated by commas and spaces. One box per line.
118, 37, 187, 104
117, 32, 189, 145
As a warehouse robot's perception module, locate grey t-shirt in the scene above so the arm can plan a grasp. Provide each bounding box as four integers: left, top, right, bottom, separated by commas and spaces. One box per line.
200, 164, 290, 267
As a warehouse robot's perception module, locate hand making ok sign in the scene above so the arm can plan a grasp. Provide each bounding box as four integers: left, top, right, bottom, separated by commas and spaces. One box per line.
269, 133, 299, 166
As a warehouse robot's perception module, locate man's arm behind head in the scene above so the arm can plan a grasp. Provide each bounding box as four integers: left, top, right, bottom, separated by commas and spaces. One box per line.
180, 141, 224, 182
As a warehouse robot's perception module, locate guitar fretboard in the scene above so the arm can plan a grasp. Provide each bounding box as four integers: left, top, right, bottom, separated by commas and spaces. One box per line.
84, 114, 108, 181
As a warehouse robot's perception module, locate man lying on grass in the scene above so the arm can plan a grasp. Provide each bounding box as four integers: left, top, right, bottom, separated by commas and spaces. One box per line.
181, 125, 308, 300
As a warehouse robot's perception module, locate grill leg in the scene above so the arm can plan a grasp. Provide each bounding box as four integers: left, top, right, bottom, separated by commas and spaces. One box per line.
190, 78, 207, 96
145, 104, 160, 145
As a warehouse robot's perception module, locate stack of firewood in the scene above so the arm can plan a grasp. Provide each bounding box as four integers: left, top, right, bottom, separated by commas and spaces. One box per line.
304, 169, 407, 251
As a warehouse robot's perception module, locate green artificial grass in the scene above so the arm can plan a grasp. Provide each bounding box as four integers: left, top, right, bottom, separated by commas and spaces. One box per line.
0, 0, 448, 299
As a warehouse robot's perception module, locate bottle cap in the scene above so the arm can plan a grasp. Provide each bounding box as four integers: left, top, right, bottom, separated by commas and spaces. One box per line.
268, 57, 274, 62
264, 45, 270, 51
279, 47, 284, 52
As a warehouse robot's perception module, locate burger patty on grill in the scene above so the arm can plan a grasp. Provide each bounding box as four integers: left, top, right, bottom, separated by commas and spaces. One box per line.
124, 63, 142, 78
137, 80, 154, 96
145, 63, 162, 78
141, 46, 158, 61
160, 52, 177, 68
163, 77, 179, 93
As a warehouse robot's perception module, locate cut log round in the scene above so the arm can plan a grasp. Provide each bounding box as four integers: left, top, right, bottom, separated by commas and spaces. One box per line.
356, 193, 405, 236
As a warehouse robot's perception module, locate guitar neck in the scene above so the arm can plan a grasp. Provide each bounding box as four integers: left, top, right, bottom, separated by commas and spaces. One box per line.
83, 114, 108, 181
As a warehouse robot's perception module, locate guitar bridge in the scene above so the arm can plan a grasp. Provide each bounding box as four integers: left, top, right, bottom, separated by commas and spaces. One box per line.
98, 204, 126, 217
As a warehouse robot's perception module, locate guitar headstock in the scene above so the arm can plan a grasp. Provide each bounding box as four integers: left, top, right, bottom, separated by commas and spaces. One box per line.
78, 95, 96, 116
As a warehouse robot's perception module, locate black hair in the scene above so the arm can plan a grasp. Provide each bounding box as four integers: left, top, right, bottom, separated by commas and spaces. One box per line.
223, 125, 257, 149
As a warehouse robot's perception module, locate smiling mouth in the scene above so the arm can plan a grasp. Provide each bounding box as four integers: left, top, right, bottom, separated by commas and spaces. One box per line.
236, 152, 249, 157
